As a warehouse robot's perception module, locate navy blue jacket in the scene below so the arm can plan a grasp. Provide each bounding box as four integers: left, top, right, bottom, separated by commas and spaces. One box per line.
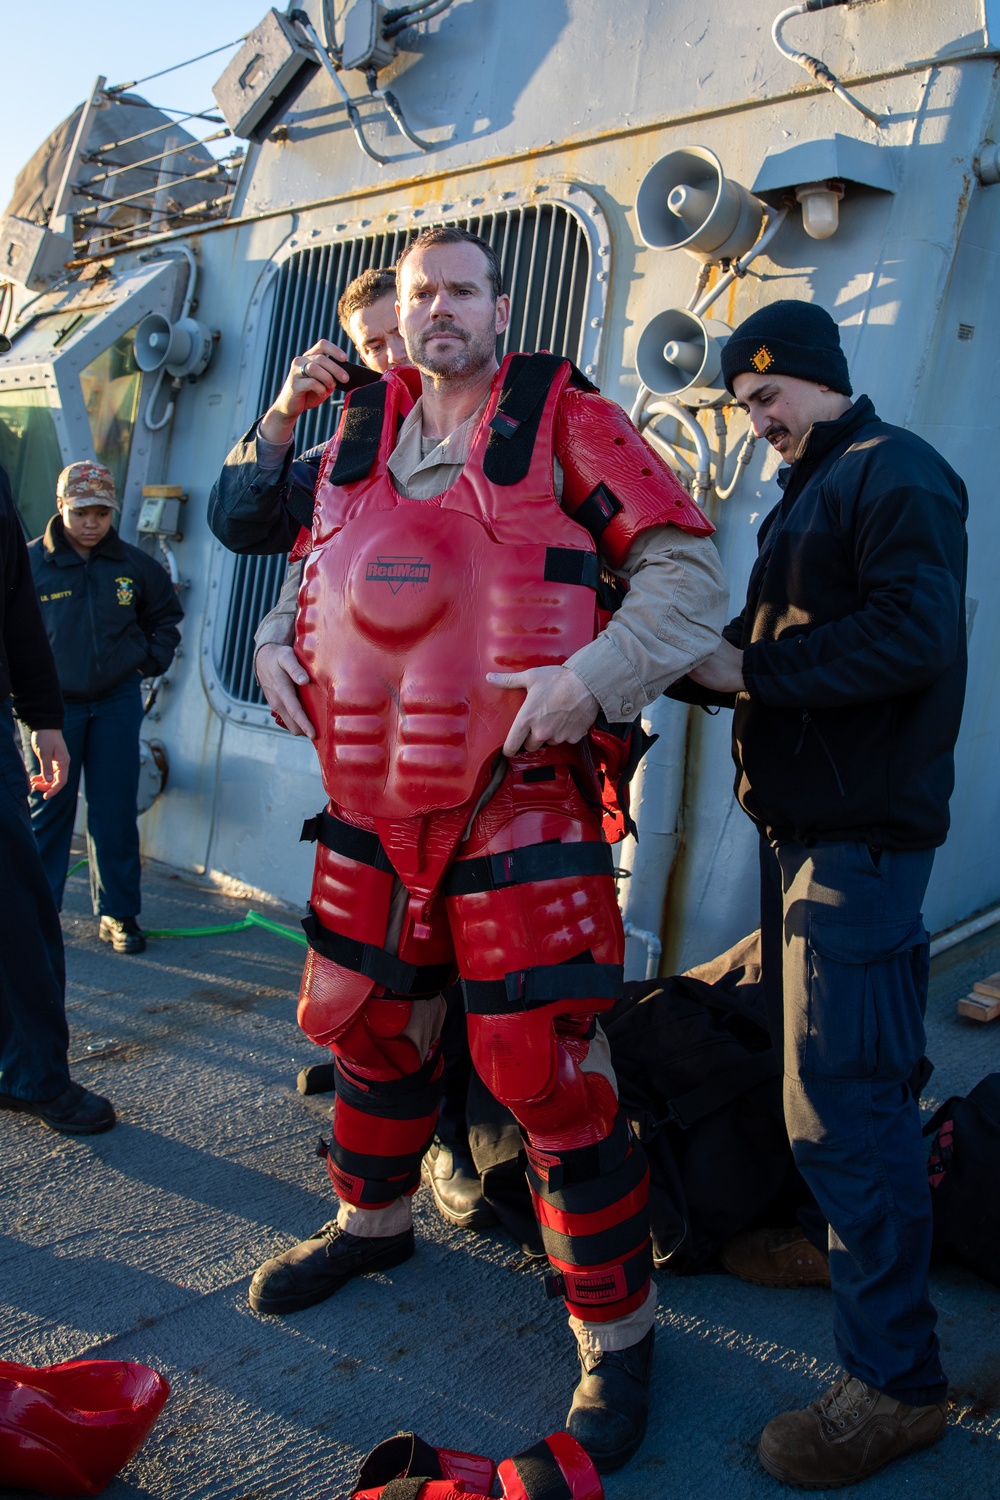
675, 396, 968, 850
28, 518, 183, 702
1, 466, 63, 729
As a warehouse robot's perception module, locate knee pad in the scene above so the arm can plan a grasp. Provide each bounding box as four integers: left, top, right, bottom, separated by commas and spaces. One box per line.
328, 1050, 444, 1206
0, 1358, 169, 1497
350, 1430, 602, 1500
465, 1007, 620, 1145
528, 1110, 652, 1323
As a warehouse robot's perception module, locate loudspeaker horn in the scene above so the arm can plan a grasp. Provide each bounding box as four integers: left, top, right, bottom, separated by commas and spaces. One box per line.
636, 147, 764, 263
134, 314, 214, 379
636, 308, 732, 406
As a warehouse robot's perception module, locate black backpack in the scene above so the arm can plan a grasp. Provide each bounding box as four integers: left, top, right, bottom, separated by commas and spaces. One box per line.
925, 1074, 1000, 1288
603, 933, 804, 1273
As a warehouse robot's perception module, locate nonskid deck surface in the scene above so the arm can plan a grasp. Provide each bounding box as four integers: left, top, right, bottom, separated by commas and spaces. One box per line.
2, 859, 999, 1500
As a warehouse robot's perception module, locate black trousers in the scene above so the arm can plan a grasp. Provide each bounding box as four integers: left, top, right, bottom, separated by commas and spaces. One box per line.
0, 698, 71, 1100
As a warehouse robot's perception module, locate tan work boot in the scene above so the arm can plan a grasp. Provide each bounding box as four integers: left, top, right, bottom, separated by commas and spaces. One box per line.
758, 1374, 947, 1488
720, 1226, 830, 1288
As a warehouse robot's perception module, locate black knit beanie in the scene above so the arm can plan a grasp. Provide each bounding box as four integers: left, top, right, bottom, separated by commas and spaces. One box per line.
720, 299, 852, 397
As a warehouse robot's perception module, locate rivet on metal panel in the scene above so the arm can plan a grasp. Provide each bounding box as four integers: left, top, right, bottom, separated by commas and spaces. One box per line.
597, 271, 607, 282
600, 245, 610, 256
590, 204, 601, 217
591, 317, 602, 328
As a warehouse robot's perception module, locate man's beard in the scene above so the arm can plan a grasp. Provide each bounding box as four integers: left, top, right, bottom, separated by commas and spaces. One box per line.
410, 320, 496, 378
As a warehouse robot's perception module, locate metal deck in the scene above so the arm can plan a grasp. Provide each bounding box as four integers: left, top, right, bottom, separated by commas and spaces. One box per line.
2, 859, 999, 1500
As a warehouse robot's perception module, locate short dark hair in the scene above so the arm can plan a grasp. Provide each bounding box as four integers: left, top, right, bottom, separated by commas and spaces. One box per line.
395, 226, 503, 302
337, 267, 397, 331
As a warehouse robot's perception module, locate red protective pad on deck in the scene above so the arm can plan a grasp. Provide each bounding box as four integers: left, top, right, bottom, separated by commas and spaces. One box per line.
0, 1357, 169, 1496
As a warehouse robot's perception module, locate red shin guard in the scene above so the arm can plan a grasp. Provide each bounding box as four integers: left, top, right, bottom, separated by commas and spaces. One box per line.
327, 1050, 444, 1205
350, 1430, 602, 1500
0, 1358, 169, 1496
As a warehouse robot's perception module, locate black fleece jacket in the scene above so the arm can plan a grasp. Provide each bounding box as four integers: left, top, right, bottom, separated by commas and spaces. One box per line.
28, 517, 183, 702
673, 396, 968, 850
1, 466, 63, 730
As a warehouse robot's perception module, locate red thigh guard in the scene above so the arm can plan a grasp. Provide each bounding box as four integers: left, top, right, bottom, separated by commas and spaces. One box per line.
448, 753, 624, 1127
297, 805, 455, 1076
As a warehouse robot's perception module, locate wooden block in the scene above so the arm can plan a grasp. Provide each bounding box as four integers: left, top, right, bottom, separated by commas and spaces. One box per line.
957, 992, 1000, 1022
972, 970, 1000, 1000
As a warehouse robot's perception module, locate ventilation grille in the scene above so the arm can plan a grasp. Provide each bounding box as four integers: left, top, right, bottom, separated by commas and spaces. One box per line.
216, 202, 595, 708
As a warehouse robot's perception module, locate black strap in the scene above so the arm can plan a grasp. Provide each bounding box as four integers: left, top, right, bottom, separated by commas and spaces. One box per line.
462, 959, 623, 1015
483, 353, 565, 486
572, 481, 623, 545
543, 547, 600, 590
329, 381, 387, 485
445, 839, 613, 897
663, 1050, 780, 1131
302, 908, 452, 996
299, 809, 393, 871
506, 1443, 572, 1500
524, 1108, 635, 1196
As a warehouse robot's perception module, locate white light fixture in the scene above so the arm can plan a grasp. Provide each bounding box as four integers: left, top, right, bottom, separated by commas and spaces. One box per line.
795, 180, 845, 240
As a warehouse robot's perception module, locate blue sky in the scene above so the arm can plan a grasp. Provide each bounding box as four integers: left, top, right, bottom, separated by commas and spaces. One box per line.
1, 0, 260, 213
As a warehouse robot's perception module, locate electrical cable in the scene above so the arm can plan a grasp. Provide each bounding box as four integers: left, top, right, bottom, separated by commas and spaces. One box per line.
771, 1, 884, 127
384, 0, 455, 36
290, 11, 389, 165
107, 38, 247, 95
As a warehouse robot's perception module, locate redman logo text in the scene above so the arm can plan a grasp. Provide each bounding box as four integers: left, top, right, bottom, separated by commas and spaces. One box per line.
365, 556, 431, 593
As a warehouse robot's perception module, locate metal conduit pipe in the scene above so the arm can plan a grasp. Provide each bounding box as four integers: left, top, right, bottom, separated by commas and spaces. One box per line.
622, 921, 663, 982
640, 399, 712, 504
929, 904, 1000, 960
772, 2, 884, 128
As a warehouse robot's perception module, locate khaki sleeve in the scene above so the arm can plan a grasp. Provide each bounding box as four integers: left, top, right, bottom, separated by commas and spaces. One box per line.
253, 558, 302, 656
564, 526, 728, 721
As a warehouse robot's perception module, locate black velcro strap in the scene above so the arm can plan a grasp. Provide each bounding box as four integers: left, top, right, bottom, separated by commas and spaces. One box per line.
543, 548, 600, 590
445, 839, 613, 897
462, 959, 623, 1015
538, 1205, 649, 1270
299, 809, 393, 871
354, 1434, 443, 1491
507, 1442, 572, 1500
329, 381, 387, 485
483, 353, 566, 487
302, 908, 452, 996
572, 481, 623, 544
524, 1109, 636, 1196
381, 1480, 427, 1500
334, 1051, 443, 1120
665, 1050, 781, 1130
544, 1240, 652, 1308
286, 455, 321, 530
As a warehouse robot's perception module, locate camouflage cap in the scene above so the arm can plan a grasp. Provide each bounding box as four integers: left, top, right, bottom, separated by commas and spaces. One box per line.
56, 460, 119, 510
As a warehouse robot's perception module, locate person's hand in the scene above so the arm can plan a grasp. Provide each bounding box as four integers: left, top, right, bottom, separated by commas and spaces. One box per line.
688, 638, 745, 693
487, 665, 600, 757
255, 645, 315, 738
30, 729, 70, 799
258, 340, 352, 446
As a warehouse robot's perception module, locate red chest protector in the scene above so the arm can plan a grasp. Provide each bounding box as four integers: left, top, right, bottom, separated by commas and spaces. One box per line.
296, 354, 602, 825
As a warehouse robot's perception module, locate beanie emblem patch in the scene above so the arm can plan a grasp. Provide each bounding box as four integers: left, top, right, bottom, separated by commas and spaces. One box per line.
751, 345, 774, 374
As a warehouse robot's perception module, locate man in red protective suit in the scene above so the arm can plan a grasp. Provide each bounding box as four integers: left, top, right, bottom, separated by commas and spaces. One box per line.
246, 227, 728, 1471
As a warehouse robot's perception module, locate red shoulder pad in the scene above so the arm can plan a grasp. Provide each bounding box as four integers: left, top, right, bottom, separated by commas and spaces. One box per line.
555, 388, 713, 569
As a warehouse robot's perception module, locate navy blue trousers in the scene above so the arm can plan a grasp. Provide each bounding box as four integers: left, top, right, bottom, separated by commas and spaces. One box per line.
759, 835, 946, 1405
0, 699, 71, 1100
21, 677, 144, 917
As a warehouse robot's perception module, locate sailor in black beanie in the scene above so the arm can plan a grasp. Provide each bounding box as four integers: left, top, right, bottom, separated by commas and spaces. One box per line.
673, 299, 969, 1489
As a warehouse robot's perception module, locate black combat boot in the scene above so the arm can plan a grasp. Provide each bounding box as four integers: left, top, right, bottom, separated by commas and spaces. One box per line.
566, 1326, 655, 1473
248, 1221, 414, 1314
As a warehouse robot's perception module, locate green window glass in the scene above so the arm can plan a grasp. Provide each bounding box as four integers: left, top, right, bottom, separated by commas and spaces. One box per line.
0, 391, 63, 539
80, 326, 142, 501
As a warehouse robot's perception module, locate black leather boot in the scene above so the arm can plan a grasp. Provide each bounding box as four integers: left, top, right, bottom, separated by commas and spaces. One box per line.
248, 1222, 414, 1314
421, 1139, 498, 1230
566, 1326, 655, 1473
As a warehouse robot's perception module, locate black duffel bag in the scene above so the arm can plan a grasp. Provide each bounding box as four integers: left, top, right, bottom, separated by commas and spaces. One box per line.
925, 1073, 1000, 1288
603, 932, 804, 1273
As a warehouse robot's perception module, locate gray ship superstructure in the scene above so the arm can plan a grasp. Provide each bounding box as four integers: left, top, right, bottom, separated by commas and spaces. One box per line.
2, 0, 999, 975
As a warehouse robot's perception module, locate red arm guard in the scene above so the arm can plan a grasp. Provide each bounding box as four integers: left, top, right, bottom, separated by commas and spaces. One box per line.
555, 387, 713, 569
